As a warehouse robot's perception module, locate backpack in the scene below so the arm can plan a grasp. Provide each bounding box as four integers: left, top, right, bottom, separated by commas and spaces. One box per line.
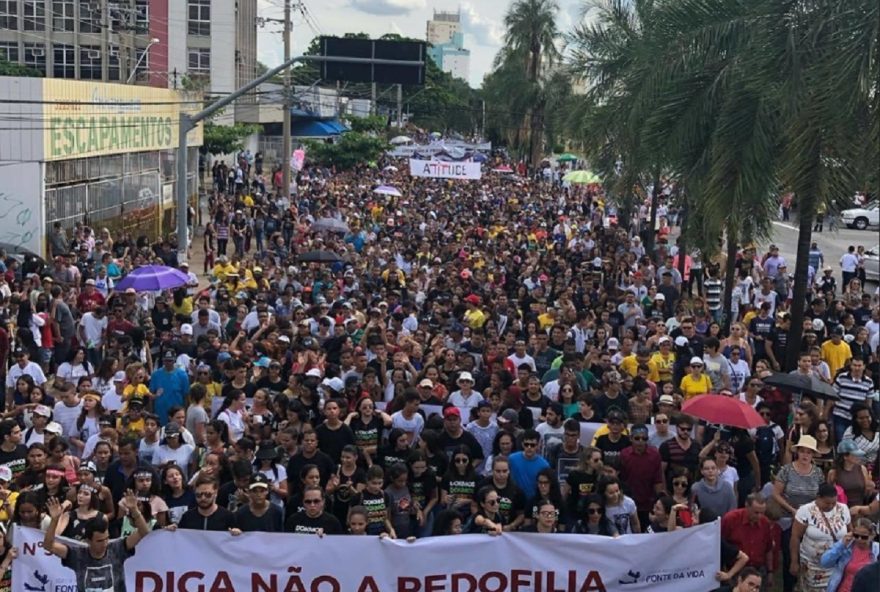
754, 425, 777, 466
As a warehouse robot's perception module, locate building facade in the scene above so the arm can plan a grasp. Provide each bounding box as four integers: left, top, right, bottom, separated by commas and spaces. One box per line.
0, 0, 257, 102
0, 76, 203, 256
426, 9, 459, 45
425, 10, 469, 81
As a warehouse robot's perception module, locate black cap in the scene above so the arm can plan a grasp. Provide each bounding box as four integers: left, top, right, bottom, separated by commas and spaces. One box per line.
249, 474, 271, 489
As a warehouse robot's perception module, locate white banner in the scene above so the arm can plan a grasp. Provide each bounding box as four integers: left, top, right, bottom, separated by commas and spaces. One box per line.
409, 159, 481, 180
11, 523, 720, 592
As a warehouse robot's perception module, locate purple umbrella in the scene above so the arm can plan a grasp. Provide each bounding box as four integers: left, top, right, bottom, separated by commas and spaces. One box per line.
373, 184, 402, 197
114, 265, 189, 292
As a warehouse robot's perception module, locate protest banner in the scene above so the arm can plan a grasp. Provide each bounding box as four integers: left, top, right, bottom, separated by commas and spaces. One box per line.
409, 159, 482, 180
14, 522, 719, 592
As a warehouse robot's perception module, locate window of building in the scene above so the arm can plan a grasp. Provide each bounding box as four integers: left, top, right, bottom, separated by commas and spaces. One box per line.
23, 43, 46, 74
52, 0, 74, 32
188, 48, 210, 75
0, 0, 18, 30
80, 45, 102, 79
79, 0, 101, 33
131, 46, 148, 80
0, 41, 19, 62
134, 0, 148, 33
23, 1, 45, 31
108, 44, 121, 80
53, 43, 75, 78
188, 0, 210, 36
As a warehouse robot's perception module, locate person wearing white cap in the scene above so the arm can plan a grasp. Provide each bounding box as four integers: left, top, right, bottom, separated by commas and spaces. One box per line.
23, 404, 53, 446
447, 372, 484, 409
679, 357, 712, 401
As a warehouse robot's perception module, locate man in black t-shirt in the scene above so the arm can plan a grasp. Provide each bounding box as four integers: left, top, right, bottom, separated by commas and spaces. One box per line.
217, 459, 254, 513
286, 430, 336, 494
437, 407, 484, 464
285, 485, 344, 535
178, 476, 240, 533
0, 420, 27, 481
235, 474, 284, 532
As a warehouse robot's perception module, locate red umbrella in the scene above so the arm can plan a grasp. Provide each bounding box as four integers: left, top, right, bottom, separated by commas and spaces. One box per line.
681, 394, 767, 429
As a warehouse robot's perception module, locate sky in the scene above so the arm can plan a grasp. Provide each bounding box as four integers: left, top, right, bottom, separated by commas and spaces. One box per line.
256, 0, 587, 88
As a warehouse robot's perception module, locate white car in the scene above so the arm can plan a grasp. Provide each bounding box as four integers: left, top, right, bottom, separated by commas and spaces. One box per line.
842, 202, 879, 230
865, 248, 879, 283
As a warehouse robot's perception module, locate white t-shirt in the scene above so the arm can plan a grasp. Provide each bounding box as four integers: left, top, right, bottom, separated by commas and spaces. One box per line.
447, 390, 484, 409
52, 400, 83, 440
56, 362, 90, 384
390, 411, 425, 446
605, 496, 638, 535
79, 312, 108, 347
152, 444, 196, 479
506, 353, 536, 372
535, 422, 565, 455
6, 362, 47, 388
218, 409, 246, 442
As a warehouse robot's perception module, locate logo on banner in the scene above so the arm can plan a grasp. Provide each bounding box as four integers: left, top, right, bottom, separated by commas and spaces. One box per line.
23, 569, 49, 591
622, 568, 706, 585
619, 570, 641, 585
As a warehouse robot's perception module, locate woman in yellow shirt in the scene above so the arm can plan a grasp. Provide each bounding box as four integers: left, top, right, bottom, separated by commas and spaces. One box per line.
679, 357, 713, 400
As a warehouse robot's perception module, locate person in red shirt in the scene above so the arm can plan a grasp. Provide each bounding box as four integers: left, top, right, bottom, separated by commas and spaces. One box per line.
721, 493, 778, 578
76, 279, 106, 313
106, 304, 135, 339
619, 424, 666, 527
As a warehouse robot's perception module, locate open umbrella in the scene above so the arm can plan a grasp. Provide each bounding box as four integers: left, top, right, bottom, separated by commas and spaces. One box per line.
297, 250, 343, 263
492, 165, 514, 174
114, 265, 189, 292
762, 373, 837, 400
556, 153, 579, 162
311, 217, 350, 234
373, 185, 402, 197
563, 170, 602, 184
389, 135, 412, 145
383, 165, 399, 171
681, 394, 767, 429
472, 153, 488, 163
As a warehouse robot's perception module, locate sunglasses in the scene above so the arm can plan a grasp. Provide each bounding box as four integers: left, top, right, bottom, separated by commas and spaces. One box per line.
522, 442, 537, 448
673, 480, 688, 487
587, 508, 603, 515
195, 491, 214, 498
852, 534, 871, 541
485, 499, 498, 505
691, 364, 703, 368
631, 436, 647, 441
304, 499, 322, 505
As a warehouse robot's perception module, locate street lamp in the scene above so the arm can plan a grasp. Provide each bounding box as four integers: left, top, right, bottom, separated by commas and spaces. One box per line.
127, 38, 160, 84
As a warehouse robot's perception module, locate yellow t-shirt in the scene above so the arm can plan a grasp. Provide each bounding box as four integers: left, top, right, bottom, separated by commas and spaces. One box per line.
619, 354, 658, 379
680, 374, 713, 400
0, 490, 19, 523
650, 352, 676, 383
537, 313, 555, 330
464, 308, 487, 329
821, 340, 852, 379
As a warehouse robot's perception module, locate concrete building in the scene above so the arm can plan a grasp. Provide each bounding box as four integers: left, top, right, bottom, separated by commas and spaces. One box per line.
0, 1, 257, 109
0, 76, 203, 255
426, 9, 460, 45
425, 10, 469, 81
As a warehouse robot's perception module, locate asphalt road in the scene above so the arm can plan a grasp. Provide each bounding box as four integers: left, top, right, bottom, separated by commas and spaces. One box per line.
768, 217, 880, 285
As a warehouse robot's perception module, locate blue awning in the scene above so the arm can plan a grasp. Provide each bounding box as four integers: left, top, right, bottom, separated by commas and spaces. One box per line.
290, 118, 349, 138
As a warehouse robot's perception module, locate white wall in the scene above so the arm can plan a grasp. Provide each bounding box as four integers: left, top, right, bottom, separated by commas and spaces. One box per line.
167, 1, 187, 90
211, 0, 237, 125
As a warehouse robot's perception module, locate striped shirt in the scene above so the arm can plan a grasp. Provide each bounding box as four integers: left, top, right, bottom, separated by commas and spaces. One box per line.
705, 278, 723, 311
832, 373, 875, 421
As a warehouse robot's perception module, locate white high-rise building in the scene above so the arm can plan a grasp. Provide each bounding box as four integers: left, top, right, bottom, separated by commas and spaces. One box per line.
426, 9, 470, 82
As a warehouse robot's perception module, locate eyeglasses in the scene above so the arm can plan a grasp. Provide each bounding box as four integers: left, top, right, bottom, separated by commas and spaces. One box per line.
537, 479, 551, 486
195, 491, 214, 499
304, 499, 322, 505
522, 442, 537, 448
673, 480, 688, 487
539, 510, 556, 518
631, 436, 647, 441
587, 508, 603, 515
485, 499, 498, 505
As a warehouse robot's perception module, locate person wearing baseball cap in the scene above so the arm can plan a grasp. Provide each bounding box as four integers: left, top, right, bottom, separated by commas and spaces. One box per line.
439, 406, 484, 467
680, 357, 712, 400
448, 372, 483, 410
235, 474, 284, 532
22, 404, 53, 447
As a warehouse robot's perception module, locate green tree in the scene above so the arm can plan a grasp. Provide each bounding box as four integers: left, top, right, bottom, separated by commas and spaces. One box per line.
0, 57, 42, 77
304, 132, 388, 170
202, 123, 262, 155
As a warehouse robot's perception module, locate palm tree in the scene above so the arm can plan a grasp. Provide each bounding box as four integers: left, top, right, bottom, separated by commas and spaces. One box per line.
502, 0, 562, 168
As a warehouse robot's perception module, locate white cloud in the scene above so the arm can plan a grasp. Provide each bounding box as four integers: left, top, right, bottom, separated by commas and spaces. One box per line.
460, 2, 503, 47
349, 0, 426, 16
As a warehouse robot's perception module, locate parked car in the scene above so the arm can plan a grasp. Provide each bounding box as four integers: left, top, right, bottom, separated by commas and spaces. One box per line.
842, 201, 879, 230
865, 248, 879, 283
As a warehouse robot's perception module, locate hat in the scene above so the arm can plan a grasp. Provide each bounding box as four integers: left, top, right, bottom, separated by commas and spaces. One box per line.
163, 350, 177, 361
113, 371, 127, 383
84, 279, 96, 286
464, 294, 481, 305
254, 356, 271, 368
98, 415, 115, 427
78, 461, 98, 474
658, 394, 675, 405
12, 347, 25, 357
658, 336, 671, 344
33, 404, 51, 417
180, 323, 193, 336
128, 398, 145, 408
443, 407, 461, 419
125, 287, 137, 294
812, 319, 825, 332
249, 474, 272, 489
45, 421, 63, 435
607, 337, 620, 351
305, 368, 323, 378
0, 466, 11, 482
419, 378, 434, 388
498, 408, 519, 424
179, 261, 189, 268
278, 335, 291, 343
689, 356, 704, 366
605, 371, 622, 383
832, 326, 845, 336
255, 446, 280, 461
794, 435, 819, 453
837, 440, 866, 456
654, 293, 666, 301
457, 372, 474, 384
322, 377, 345, 393
607, 410, 626, 423
823, 265, 833, 272
164, 421, 182, 437
631, 423, 649, 436
674, 336, 690, 347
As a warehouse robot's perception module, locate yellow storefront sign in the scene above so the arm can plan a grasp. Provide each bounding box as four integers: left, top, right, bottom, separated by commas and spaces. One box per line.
42, 80, 203, 161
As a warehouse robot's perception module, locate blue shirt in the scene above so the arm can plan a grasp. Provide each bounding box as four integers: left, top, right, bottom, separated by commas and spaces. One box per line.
149, 367, 190, 425
508, 451, 550, 498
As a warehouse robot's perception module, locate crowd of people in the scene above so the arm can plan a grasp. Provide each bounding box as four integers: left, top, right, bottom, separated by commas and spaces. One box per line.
0, 154, 877, 592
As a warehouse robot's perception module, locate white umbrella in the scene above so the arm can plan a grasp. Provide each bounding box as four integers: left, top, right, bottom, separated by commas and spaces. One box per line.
390, 136, 412, 145
373, 185, 402, 197
383, 165, 399, 172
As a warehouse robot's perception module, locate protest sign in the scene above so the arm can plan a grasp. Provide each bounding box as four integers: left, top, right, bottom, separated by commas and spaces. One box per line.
409, 159, 481, 180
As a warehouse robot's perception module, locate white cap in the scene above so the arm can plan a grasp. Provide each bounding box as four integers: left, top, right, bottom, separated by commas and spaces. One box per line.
278, 335, 291, 343
689, 356, 704, 366
674, 336, 689, 347
457, 371, 474, 383
113, 371, 127, 382
658, 336, 671, 344
0, 466, 11, 482
180, 323, 193, 336
607, 337, 620, 350
46, 421, 64, 434
305, 368, 323, 378
33, 404, 51, 417
322, 377, 345, 393
654, 293, 666, 301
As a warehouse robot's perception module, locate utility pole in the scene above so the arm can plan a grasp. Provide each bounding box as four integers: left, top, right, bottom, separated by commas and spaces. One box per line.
371, 82, 377, 116
396, 84, 402, 128
281, 0, 293, 200
481, 99, 486, 140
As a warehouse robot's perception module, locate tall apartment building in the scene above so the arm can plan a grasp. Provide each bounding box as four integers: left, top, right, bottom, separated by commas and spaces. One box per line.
0, 0, 257, 98
426, 9, 459, 45
426, 10, 469, 82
